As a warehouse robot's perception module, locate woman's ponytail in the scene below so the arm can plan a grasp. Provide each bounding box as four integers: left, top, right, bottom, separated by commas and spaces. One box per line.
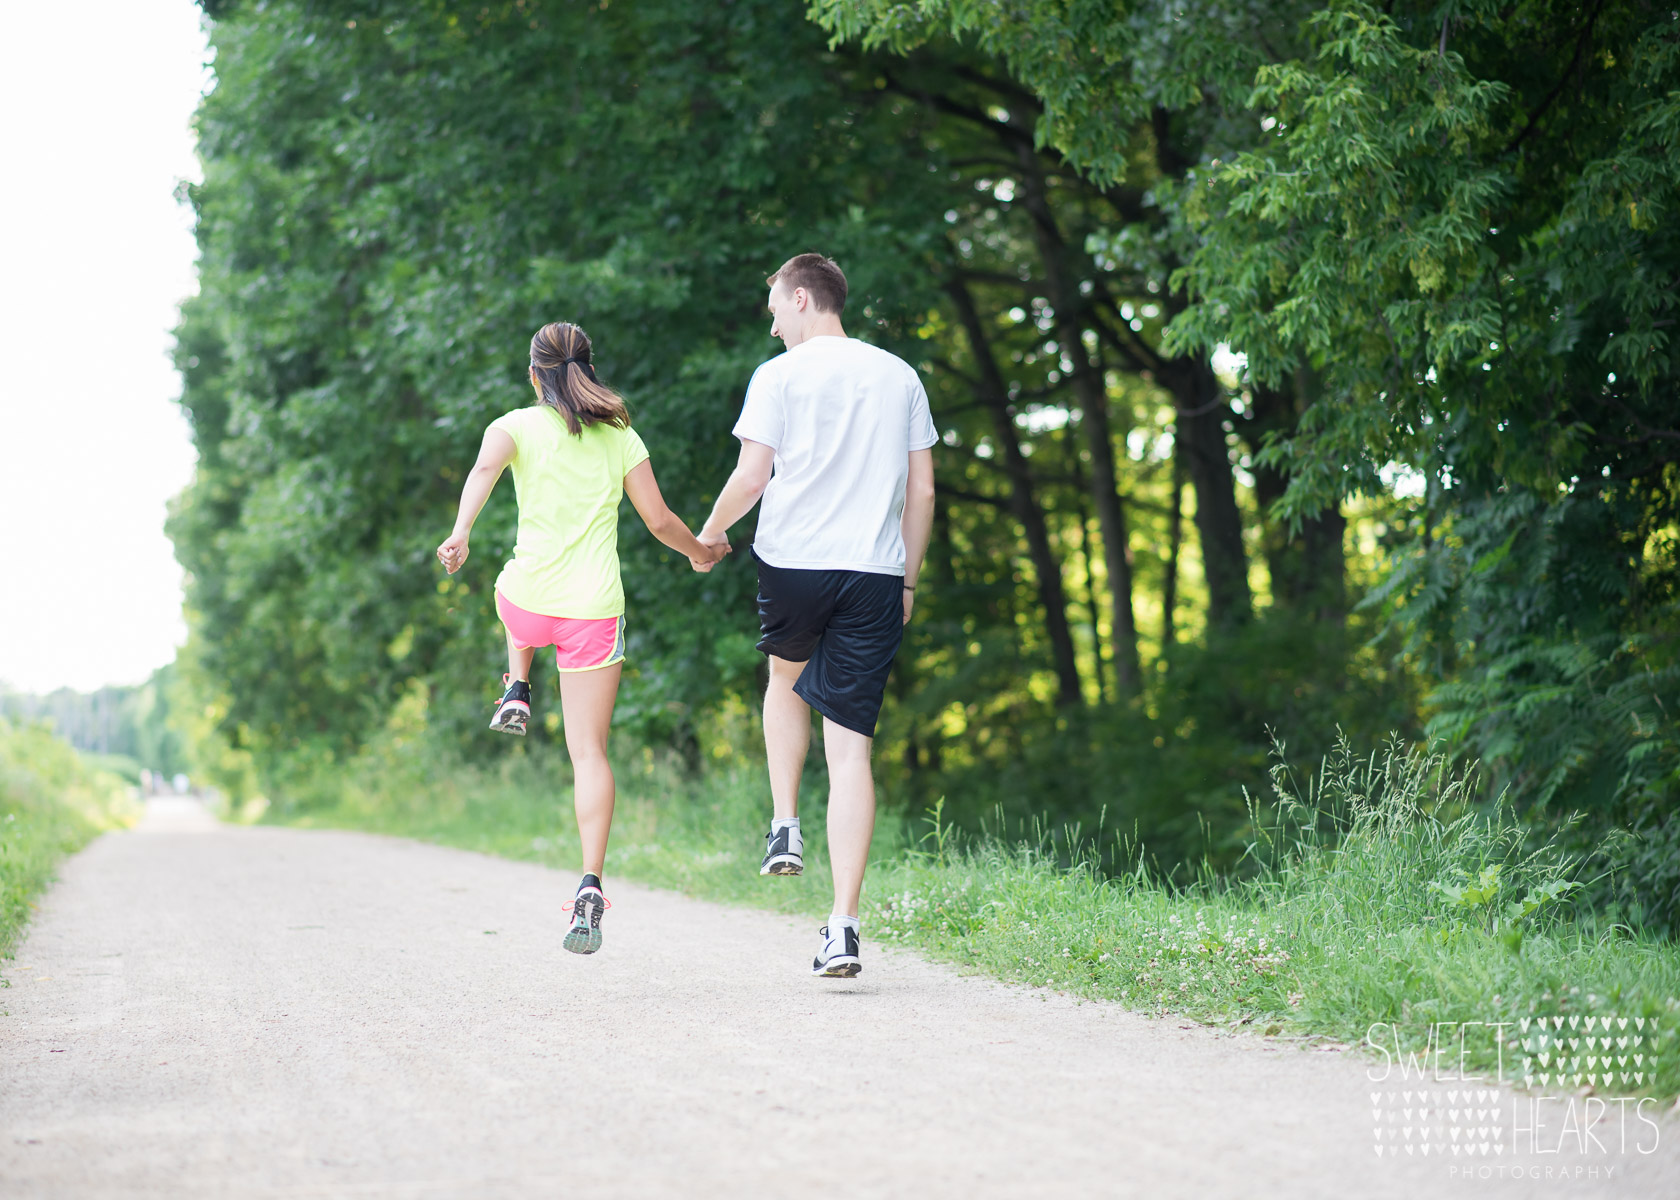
529, 322, 631, 435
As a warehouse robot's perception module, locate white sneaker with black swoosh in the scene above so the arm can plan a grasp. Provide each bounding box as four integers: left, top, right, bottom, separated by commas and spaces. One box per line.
812, 922, 861, 978
759, 822, 804, 876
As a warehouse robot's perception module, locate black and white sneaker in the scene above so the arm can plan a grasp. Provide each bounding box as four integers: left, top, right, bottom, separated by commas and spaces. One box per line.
760, 822, 804, 876
812, 923, 861, 978
489, 675, 531, 735
563, 885, 608, 955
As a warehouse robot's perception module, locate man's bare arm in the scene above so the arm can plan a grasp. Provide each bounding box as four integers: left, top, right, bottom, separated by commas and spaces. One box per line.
699, 439, 776, 546
900, 448, 935, 624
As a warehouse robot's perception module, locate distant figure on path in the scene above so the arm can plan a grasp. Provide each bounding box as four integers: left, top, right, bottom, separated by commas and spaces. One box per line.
698, 253, 938, 978
437, 321, 726, 955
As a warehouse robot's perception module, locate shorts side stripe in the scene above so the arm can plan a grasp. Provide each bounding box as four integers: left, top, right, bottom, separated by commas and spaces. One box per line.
554, 614, 628, 673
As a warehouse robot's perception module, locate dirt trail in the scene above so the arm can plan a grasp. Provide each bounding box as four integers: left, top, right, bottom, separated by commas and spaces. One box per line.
1, 798, 1674, 1198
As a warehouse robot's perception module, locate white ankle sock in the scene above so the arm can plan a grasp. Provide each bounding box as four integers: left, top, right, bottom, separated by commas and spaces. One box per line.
772, 817, 799, 834
829, 913, 860, 934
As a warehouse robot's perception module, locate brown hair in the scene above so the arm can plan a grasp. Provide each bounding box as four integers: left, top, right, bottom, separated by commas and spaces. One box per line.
528, 322, 630, 435
767, 252, 847, 315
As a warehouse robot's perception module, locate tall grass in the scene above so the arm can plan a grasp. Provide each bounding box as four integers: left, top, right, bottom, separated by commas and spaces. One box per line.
0, 721, 141, 962
866, 735, 1680, 1097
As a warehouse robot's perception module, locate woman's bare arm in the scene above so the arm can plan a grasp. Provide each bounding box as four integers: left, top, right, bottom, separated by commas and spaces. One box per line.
436, 427, 516, 574
623, 459, 725, 571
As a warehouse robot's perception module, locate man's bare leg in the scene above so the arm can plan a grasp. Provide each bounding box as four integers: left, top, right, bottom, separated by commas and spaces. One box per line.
764, 655, 811, 820
822, 718, 875, 918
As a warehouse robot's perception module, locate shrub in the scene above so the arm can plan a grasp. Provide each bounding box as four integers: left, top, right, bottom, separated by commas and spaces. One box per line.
0, 722, 141, 958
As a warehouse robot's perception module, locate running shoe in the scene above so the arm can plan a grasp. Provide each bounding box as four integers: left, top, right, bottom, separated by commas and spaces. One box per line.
489, 675, 531, 735
812, 922, 861, 978
759, 822, 804, 876
563, 885, 608, 955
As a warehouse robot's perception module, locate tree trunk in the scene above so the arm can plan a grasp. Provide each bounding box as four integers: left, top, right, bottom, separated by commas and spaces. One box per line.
1247, 380, 1347, 622
1011, 140, 1142, 696
1070, 474, 1109, 703
1162, 446, 1185, 651
947, 278, 1084, 706
1144, 108, 1252, 629
1071, 368, 1143, 695
1169, 356, 1252, 628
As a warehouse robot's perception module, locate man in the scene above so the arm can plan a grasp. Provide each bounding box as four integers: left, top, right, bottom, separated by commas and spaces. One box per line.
699, 252, 937, 978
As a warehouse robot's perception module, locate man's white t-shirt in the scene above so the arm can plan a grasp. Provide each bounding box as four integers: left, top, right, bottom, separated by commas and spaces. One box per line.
732, 335, 938, 575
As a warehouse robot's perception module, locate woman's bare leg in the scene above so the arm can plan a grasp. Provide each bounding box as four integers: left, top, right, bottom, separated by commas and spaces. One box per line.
558, 663, 622, 877
505, 628, 537, 683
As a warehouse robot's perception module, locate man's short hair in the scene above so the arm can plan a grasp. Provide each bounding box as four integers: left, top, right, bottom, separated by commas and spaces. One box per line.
768, 253, 847, 314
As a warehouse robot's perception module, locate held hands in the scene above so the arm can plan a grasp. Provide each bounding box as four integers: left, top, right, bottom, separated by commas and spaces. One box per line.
691, 531, 731, 572
437, 534, 469, 574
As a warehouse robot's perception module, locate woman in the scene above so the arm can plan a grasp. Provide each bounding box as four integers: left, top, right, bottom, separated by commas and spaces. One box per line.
436, 321, 725, 954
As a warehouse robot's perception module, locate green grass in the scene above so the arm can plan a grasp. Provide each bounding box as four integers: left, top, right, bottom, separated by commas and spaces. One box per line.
280, 736, 865, 920
1, 722, 141, 964
275, 728, 1680, 1100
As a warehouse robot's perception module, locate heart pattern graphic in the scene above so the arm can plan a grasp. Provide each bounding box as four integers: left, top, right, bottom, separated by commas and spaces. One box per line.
1372, 1086, 1506, 1165
1517, 1014, 1648, 1091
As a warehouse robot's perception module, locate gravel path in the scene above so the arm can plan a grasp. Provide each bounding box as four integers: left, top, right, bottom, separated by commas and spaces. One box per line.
2, 798, 1674, 1198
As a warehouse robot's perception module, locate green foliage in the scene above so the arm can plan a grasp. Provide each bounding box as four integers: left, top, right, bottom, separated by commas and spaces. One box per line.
0, 723, 142, 962
912, 607, 1417, 872
178, 0, 1382, 876
1161, 2, 1680, 883
1, 668, 187, 776
176, 0, 950, 779
176, 0, 1675, 932
820, 0, 1680, 930
810, 0, 1298, 186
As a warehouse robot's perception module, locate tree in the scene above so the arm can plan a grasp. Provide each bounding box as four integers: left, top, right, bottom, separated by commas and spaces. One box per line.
1167, 3, 1680, 841
175, 0, 956, 778
174, 0, 1417, 881
814, 1, 1679, 926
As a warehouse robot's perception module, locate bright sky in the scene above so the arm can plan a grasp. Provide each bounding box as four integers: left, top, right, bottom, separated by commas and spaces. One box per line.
0, 2, 209, 693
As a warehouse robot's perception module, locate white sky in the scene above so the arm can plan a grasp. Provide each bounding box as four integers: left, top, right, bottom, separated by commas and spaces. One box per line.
0, 2, 209, 693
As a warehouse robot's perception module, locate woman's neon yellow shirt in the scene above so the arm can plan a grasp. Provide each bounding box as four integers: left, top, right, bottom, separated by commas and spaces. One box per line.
489, 405, 650, 619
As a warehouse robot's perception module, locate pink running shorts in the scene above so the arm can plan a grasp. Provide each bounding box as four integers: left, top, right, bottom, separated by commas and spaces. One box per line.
495, 591, 626, 672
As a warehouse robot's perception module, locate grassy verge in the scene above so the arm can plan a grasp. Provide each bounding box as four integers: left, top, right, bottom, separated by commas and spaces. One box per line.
277, 729, 1680, 1100
1, 722, 142, 963
281, 735, 873, 920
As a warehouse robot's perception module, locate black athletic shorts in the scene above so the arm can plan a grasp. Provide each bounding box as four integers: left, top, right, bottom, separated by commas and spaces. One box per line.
752, 548, 905, 737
